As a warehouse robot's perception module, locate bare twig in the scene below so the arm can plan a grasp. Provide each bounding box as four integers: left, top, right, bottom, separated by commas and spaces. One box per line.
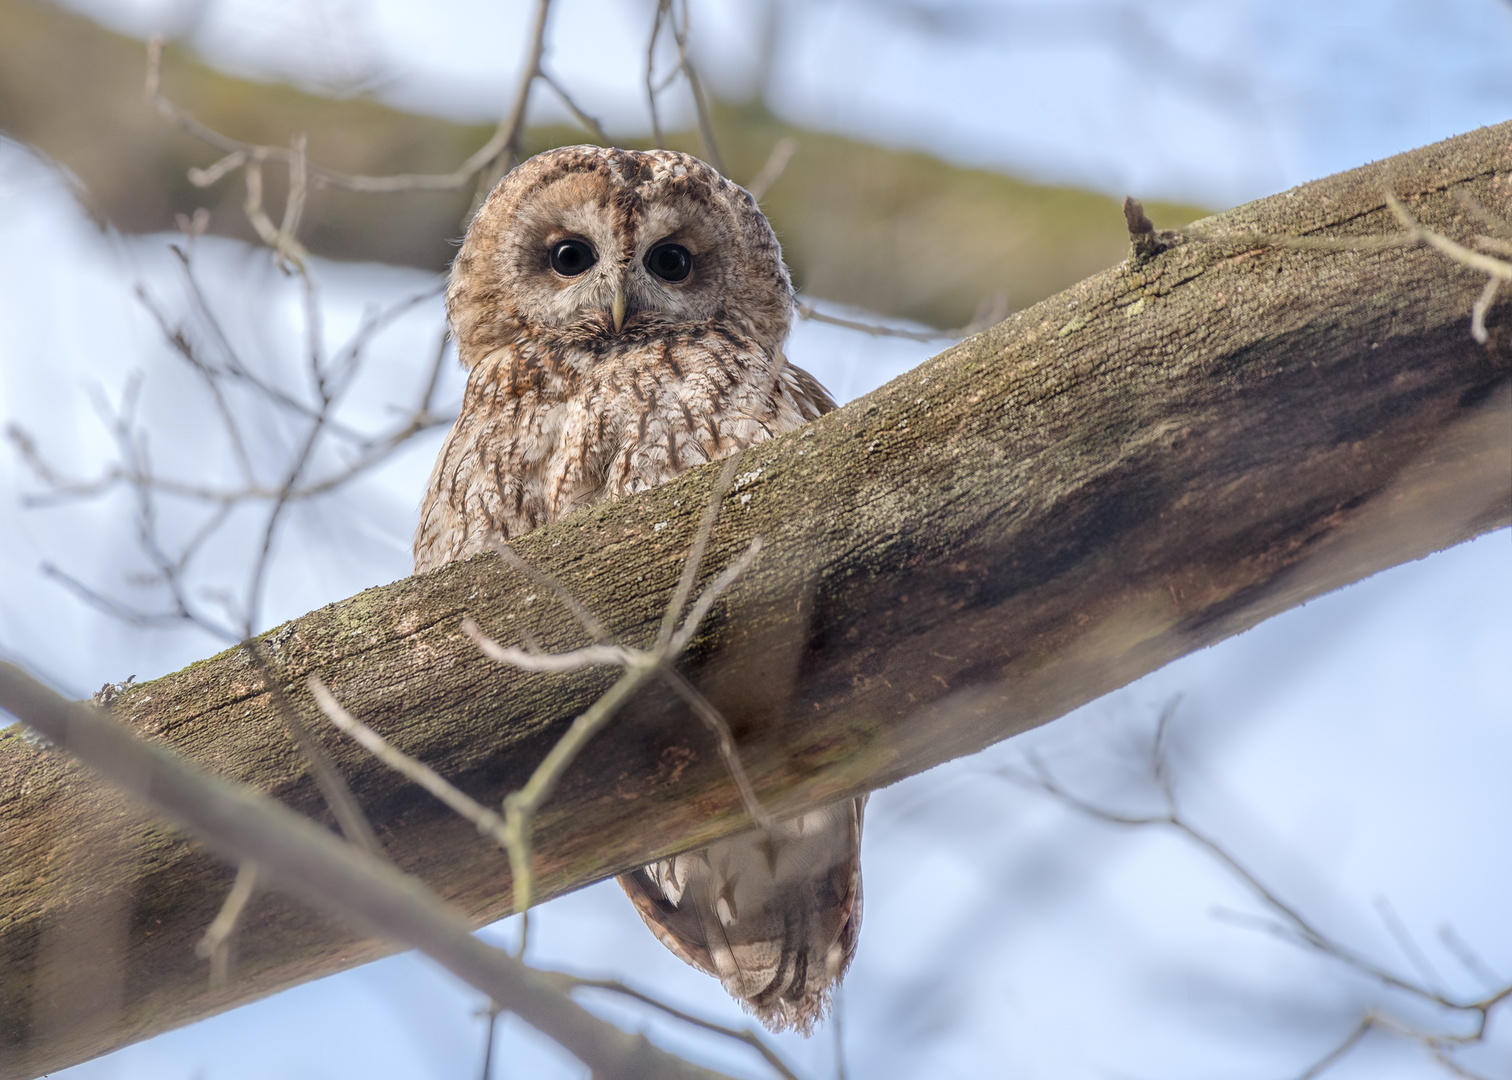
463, 622, 631, 672
795, 300, 962, 342
550, 972, 800, 1080
658, 452, 744, 651
659, 665, 775, 831
308, 674, 509, 848
1385, 190, 1512, 282
309, 675, 784, 1069
501, 666, 652, 933
746, 136, 797, 202
1003, 705, 1512, 1080
487, 538, 610, 644
645, 1, 670, 147
0, 661, 739, 1080
667, 0, 724, 175
195, 860, 258, 986
1176, 183, 1510, 346
1452, 189, 1512, 241
455, 453, 770, 937
477, 1002, 505, 1080
143, 31, 561, 198
1385, 189, 1510, 345
1291, 1017, 1375, 1080
1470, 277, 1500, 345
472, 0, 556, 206
1373, 896, 1445, 995
640, 0, 723, 172
539, 67, 610, 144
1438, 925, 1506, 990
247, 643, 386, 859
13, 253, 450, 642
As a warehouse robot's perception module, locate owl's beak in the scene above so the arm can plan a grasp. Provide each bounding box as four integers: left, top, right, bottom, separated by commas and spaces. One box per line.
610, 286, 627, 335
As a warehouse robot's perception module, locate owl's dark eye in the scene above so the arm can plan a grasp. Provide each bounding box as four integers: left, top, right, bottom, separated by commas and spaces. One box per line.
549, 239, 596, 277
645, 243, 692, 282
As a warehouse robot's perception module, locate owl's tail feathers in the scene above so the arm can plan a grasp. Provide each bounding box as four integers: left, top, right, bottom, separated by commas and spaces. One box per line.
616, 795, 866, 1035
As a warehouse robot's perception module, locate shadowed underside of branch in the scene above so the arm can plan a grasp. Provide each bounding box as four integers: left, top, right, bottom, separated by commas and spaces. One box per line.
2, 122, 1509, 1078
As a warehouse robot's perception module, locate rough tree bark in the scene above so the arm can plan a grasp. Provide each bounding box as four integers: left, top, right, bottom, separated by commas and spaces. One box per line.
2, 122, 1509, 1079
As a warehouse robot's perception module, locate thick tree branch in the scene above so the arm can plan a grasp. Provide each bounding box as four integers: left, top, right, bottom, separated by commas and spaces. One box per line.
0, 664, 735, 1080
2, 123, 1509, 1078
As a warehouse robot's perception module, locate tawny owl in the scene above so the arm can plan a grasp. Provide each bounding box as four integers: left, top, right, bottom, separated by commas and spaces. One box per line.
414, 146, 864, 1033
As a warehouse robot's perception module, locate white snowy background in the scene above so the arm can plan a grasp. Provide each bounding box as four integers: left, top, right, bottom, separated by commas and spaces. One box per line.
1, 1, 1509, 1078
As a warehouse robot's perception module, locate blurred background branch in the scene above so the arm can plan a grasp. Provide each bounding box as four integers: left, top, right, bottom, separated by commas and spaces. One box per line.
0, 0, 1203, 330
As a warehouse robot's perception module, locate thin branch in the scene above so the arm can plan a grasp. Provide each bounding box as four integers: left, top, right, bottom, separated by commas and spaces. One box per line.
1385, 189, 1512, 280
1373, 896, 1445, 994
246, 642, 387, 860
746, 136, 797, 202
1010, 746, 1478, 1008
308, 674, 509, 848
1451, 188, 1512, 241
668, 0, 725, 174
1472, 235, 1512, 259
553, 973, 800, 1080
144, 36, 548, 196
471, 0, 555, 205
658, 452, 745, 652
539, 67, 610, 144
462, 622, 633, 672
795, 300, 961, 342
659, 665, 775, 831
279, 133, 309, 247
645, 0, 669, 148
1438, 925, 1507, 990
467, 457, 770, 933
502, 665, 658, 917
487, 538, 610, 644
477, 1002, 504, 1080
668, 537, 763, 654
1290, 1016, 1375, 1080
1427, 1049, 1499, 1080
1006, 707, 1512, 1080
195, 860, 259, 986
0, 661, 739, 1080
39, 561, 221, 633
1470, 277, 1499, 345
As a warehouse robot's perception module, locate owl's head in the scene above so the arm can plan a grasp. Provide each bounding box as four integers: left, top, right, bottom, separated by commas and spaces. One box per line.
447, 146, 793, 368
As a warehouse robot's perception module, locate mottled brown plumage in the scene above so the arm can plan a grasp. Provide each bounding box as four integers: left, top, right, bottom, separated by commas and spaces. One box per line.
414, 146, 863, 1033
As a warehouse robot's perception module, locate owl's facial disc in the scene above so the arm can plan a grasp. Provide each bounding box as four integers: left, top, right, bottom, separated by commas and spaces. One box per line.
449, 147, 792, 362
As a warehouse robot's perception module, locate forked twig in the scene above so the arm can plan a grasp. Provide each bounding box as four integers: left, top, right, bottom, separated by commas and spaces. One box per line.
0, 662, 741, 1080
1001, 703, 1512, 1080
142, 6, 558, 200
1179, 181, 1511, 346
481, 525, 765, 923
643, 0, 724, 173
1384, 188, 1510, 345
